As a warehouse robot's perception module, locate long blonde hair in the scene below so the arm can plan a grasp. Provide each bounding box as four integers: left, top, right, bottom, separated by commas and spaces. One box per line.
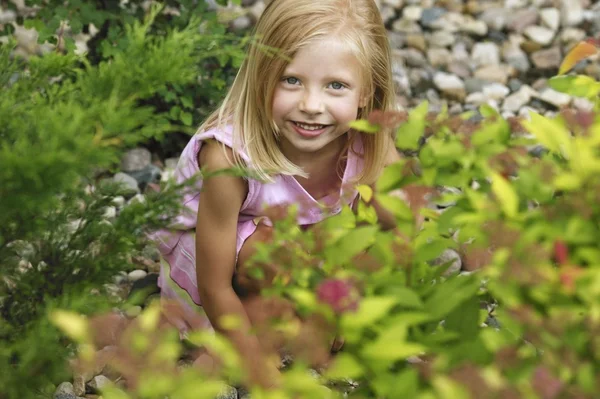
199, 0, 396, 184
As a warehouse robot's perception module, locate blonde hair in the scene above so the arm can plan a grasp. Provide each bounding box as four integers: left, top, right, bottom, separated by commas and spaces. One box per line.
199, 0, 396, 184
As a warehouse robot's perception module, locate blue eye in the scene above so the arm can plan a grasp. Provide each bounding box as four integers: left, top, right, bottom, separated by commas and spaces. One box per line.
284, 77, 299, 85
330, 82, 345, 90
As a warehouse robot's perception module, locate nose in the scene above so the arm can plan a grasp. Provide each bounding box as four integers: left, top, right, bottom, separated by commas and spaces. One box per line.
299, 89, 324, 115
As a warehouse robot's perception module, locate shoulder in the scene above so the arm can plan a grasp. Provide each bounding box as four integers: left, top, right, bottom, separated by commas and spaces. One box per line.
198, 139, 237, 172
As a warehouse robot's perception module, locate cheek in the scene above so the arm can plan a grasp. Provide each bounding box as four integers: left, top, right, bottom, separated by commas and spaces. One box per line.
333, 96, 361, 121
272, 89, 294, 119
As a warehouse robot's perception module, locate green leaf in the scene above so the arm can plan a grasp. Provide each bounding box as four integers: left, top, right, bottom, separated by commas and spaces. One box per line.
349, 119, 380, 133
490, 172, 519, 218
396, 101, 428, 150
521, 112, 571, 157
548, 75, 600, 99
424, 276, 481, 320
180, 111, 192, 126
376, 161, 406, 192
361, 324, 425, 362
326, 226, 378, 264
341, 296, 397, 329
444, 295, 481, 340
324, 353, 365, 380
376, 193, 413, 221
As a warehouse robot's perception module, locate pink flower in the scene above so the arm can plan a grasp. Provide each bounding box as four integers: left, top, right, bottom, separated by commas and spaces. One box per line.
553, 240, 569, 265
316, 278, 359, 314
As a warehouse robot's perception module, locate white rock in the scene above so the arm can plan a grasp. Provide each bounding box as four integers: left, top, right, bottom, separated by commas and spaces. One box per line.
471, 42, 501, 67
433, 72, 465, 91
112, 196, 125, 208
483, 83, 510, 101
505, 0, 528, 8
479, 8, 510, 31
540, 8, 560, 31
573, 97, 594, 111
383, 0, 403, 7
88, 375, 112, 391
560, 0, 584, 27
451, 42, 470, 62
0, 9, 17, 24
103, 206, 117, 220
538, 88, 571, 107
428, 30, 455, 48
502, 86, 536, 112
128, 193, 146, 205
524, 26, 555, 46
403, 5, 423, 21
466, 92, 486, 105
429, 12, 464, 32
519, 106, 537, 119
128, 269, 148, 282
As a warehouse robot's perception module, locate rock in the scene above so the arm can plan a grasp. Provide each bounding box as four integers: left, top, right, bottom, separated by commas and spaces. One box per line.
428, 12, 464, 32
427, 48, 452, 67
573, 97, 594, 111
474, 65, 510, 84
127, 273, 160, 306
483, 83, 510, 101
128, 269, 148, 282
447, 62, 471, 79
427, 31, 455, 48
126, 164, 162, 190
54, 382, 75, 398
523, 25, 555, 46
560, 0, 584, 27
403, 5, 423, 21
120, 148, 151, 173
230, 14, 252, 31
465, 92, 486, 105
429, 249, 462, 276
538, 88, 571, 108
0, 9, 17, 24
88, 375, 111, 392
560, 28, 586, 44
246, 0, 265, 22
128, 193, 146, 205
530, 46, 562, 69
540, 8, 560, 31
380, 5, 397, 25
392, 19, 421, 33
502, 85, 537, 112
461, 18, 488, 36
471, 42, 500, 67
451, 42, 470, 62
406, 34, 427, 52
503, 43, 531, 73
399, 48, 428, 68
507, 8, 539, 33
433, 72, 466, 100
420, 7, 446, 28
508, 78, 523, 92
112, 272, 128, 285
112, 172, 140, 197
383, 0, 404, 7
102, 206, 117, 220
125, 305, 142, 318
505, 0, 528, 8
464, 78, 488, 94
479, 8, 510, 31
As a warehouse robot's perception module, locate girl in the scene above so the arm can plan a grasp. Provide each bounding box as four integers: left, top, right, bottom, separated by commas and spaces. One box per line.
152, 0, 399, 389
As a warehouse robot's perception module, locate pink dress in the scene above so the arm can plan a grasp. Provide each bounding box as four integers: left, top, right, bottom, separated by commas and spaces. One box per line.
151, 125, 363, 332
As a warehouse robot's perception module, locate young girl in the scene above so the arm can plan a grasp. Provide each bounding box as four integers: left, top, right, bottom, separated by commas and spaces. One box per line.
152, 0, 399, 389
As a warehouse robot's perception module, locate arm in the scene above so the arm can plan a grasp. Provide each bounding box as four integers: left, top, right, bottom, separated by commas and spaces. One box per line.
195, 140, 280, 388
369, 143, 402, 230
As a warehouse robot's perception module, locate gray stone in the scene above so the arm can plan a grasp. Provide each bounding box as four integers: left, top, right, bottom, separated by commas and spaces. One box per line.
128, 269, 148, 282
464, 78, 488, 94
429, 249, 462, 276
387, 31, 405, 50
127, 193, 146, 206
560, 28, 586, 44
465, 92, 486, 105
433, 72, 466, 99
451, 42, 470, 62
0, 9, 17, 24
508, 78, 524, 91
474, 65, 510, 84
479, 8, 510, 31
530, 47, 562, 69
127, 164, 162, 188
88, 375, 111, 391
505, 0, 528, 8
524, 25, 555, 46
120, 148, 151, 172
503, 44, 531, 73
540, 8, 560, 31
420, 7, 446, 27
428, 12, 464, 32
502, 86, 537, 113
383, 0, 404, 7
54, 382, 75, 399
399, 48, 428, 68
112, 172, 140, 197
380, 4, 397, 25
447, 62, 471, 79
392, 19, 421, 33
112, 196, 125, 208
471, 42, 500, 67
507, 8, 539, 33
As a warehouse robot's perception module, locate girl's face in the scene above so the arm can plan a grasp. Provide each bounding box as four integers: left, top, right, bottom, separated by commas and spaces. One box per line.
272, 37, 367, 160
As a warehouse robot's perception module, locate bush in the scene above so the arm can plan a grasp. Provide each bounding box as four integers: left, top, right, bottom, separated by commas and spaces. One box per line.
0, 4, 245, 397
50, 41, 600, 398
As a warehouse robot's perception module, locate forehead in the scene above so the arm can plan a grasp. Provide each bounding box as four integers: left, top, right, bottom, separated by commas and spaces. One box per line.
284, 37, 365, 81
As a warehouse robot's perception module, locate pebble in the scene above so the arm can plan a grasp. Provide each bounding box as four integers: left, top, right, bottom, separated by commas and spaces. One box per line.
420, 7, 446, 28
429, 249, 462, 276
471, 42, 500, 67
427, 48, 452, 67
507, 8, 539, 33
483, 83, 510, 101
474, 65, 510, 85
530, 47, 562, 69
88, 375, 111, 391
560, 0, 584, 27
538, 88, 571, 107
403, 5, 423, 21
461, 19, 488, 36
112, 172, 140, 197
479, 8, 510, 31
120, 148, 151, 173
540, 8, 560, 31
524, 25, 555, 46
54, 382, 75, 398
428, 31, 455, 48
128, 269, 148, 282
502, 86, 537, 112
399, 48, 428, 68
433, 72, 466, 100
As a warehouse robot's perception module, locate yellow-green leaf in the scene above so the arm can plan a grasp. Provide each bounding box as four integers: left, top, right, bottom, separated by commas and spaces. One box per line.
49, 310, 89, 342
491, 172, 519, 218
559, 41, 599, 75
520, 112, 571, 157
349, 119, 380, 133
357, 184, 373, 203
324, 353, 365, 380
341, 296, 397, 329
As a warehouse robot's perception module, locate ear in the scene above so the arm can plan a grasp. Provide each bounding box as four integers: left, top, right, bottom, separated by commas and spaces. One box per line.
358, 93, 369, 109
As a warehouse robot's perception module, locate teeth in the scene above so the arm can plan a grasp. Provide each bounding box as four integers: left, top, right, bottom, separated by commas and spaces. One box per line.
295, 122, 325, 131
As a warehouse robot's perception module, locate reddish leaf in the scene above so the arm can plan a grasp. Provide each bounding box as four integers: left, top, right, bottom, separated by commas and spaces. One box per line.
559, 41, 599, 75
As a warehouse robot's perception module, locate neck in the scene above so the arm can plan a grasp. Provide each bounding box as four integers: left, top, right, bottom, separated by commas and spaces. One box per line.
280, 134, 348, 173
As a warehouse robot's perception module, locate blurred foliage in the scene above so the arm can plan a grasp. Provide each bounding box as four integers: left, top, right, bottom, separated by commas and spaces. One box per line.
50, 40, 600, 398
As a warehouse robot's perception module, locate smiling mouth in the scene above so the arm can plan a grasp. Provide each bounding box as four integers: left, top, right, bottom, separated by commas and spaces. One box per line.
292, 121, 330, 131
